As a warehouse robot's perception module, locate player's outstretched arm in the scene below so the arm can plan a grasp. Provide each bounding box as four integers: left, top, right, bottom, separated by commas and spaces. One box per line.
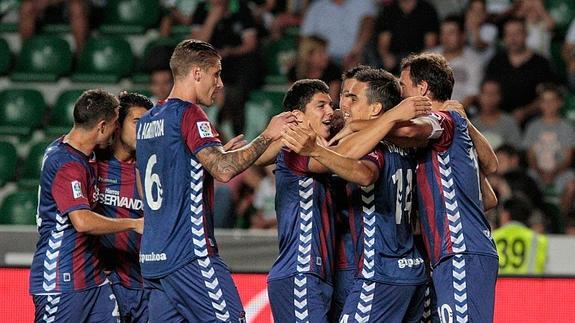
255, 140, 283, 166
196, 112, 297, 182
69, 210, 143, 235
480, 173, 498, 211
282, 124, 379, 186
441, 100, 498, 175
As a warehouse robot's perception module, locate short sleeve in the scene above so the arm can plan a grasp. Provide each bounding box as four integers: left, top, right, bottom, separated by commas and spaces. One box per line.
283, 149, 310, 174
429, 112, 455, 152
51, 162, 92, 215
181, 105, 222, 155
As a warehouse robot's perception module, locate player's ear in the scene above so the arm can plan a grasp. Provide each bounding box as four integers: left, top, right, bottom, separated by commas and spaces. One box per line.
291, 109, 305, 123
370, 102, 383, 117
418, 80, 429, 97
96, 119, 106, 134
191, 65, 202, 82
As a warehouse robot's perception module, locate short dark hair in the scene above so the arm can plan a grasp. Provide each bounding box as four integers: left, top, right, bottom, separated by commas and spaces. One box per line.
73, 89, 119, 129
341, 65, 371, 81
536, 82, 565, 100
170, 39, 220, 79
401, 53, 454, 102
118, 92, 153, 125
283, 79, 329, 112
502, 196, 532, 225
354, 68, 401, 112
442, 15, 465, 33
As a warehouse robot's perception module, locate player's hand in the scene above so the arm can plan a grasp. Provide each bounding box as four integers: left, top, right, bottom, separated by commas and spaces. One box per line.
223, 134, 248, 151
134, 218, 144, 235
328, 123, 355, 146
388, 96, 432, 122
262, 112, 298, 141
441, 100, 467, 119
281, 122, 318, 156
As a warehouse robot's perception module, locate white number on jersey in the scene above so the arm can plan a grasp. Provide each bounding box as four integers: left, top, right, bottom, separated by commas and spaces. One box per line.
144, 154, 163, 210
392, 169, 414, 225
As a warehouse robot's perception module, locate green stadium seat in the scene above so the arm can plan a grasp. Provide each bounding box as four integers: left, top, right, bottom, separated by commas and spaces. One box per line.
0, 89, 46, 138
132, 37, 178, 84
0, 38, 12, 75
262, 30, 298, 85
244, 90, 285, 140
46, 90, 85, 137
99, 0, 160, 34
19, 140, 52, 189
0, 191, 38, 225
10, 35, 72, 82
563, 91, 575, 121
0, 141, 17, 186
72, 36, 134, 83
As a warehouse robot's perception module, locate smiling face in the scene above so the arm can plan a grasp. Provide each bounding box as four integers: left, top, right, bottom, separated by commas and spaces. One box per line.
300, 92, 334, 139
196, 60, 223, 106
340, 78, 357, 122
347, 81, 374, 122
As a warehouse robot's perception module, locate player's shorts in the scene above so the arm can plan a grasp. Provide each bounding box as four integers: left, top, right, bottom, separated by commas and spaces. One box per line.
329, 269, 355, 322
268, 273, 333, 323
432, 254, 498, 323
339, 279, 426, 323
145, 256, 245, 323
110, 283, 149, 323
33, 283, 119, 323
420, 280, 441, 323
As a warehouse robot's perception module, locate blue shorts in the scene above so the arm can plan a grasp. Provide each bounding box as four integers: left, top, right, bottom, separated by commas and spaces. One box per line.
432, 254, 498, 323
111, 284, 149, 323
268, 273, 333, 323
421, 281, 440, 323
340, 279, 425, 323
329, 269, 355, 322
33, 283, 119, 323
145, 256, 245, 323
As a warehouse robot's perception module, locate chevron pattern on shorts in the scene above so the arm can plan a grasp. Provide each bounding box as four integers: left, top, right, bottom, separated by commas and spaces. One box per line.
293, 273, 309, 323
354, 281, 375, 323
452, 255, 468, 323
198, 257, 230, 321
421, 285, 432, 322
42, 295, 61, 323
43, 213, 68, 292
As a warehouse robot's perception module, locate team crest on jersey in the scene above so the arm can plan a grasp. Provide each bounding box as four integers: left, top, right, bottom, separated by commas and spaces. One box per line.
197, 121, 214, 138
71, 181, 83, 199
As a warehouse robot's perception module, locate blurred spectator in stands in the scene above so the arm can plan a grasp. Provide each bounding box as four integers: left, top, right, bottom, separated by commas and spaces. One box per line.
470, 79, 522, 149
288, 35, 341, 101
563, 19, 575, 92
564, 211, 575, 235
484, 0, 515, 24
159, 0, 201, 37
262, 0, 310, 40
513, 0, 555, 58
375, 0, 440, 73
490, 145, 547, 216
523, 83, 575, 192
20, 0, 88, 53
300, 0, 376, 69
429, 0, 468, 20
561, 178, 575, 218
191, 0, 262, 136
493, 196, 548, 274
142, 44, 175, 104
485, 17, 555, 126
251, 165, 277, 229
432, 15, 482, 106
465, 0, 498, 64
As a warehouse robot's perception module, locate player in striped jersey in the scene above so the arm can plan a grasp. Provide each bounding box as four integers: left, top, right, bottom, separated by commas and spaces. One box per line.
29, 89, 143, 323
95, 92, 153, 323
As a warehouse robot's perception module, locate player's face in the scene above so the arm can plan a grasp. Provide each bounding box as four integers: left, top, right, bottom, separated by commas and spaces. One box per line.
120, 106, 148, 152
97, 108, 119, 149
197, 61, 223, 107
340, 78, 357, 122
347, 81, 372, 121
302, 92, 333, 139
399, 68, 420, 98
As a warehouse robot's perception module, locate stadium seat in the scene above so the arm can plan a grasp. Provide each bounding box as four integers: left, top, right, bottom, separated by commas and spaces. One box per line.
132, 37, 178, 84
0, 38, 12, 75
546, 0, 575, 37
72, 36, 134, 83
244, 90, 285, 140
0, 141, 17, 186
0, 191, 38, 225
99, 0, 160, 34
46, 90, 85, 137
0, 89, 46, 138
18, 140, 53, 189
563, 91, 575, 121
10, 35, 72, 82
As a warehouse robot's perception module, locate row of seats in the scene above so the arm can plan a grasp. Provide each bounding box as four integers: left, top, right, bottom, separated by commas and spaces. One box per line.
0, 139, 50, 189
0, 191, 37, 225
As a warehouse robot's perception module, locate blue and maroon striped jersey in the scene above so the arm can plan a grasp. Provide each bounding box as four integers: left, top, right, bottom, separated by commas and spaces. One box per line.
268, 149, 335, 283
345, 143, 427, 285
415, 111, 498, 267
136, 99, 222, 279
331, 175, 357, 271
30, 138, 106, 294
95, 153, 143, 289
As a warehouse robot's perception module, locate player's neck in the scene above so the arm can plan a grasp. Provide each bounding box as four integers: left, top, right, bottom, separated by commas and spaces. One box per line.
64, 127, 97, 157
430, 101, 444, 111
168, 82, 196, 104
112, 141, 135, 163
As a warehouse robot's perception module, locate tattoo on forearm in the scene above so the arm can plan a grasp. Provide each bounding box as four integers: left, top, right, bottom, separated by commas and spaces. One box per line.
198, 135, 271, 179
